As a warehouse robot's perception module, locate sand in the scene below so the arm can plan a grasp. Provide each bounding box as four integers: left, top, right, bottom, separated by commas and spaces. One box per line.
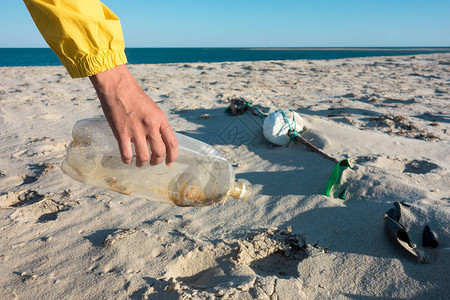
0, 53, 449, 299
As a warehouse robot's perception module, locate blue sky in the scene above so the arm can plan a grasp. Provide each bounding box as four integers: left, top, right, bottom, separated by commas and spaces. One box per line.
1, 0, 449, 47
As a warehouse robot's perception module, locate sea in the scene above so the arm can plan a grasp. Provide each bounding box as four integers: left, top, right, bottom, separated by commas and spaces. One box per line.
1, 47, 449, 67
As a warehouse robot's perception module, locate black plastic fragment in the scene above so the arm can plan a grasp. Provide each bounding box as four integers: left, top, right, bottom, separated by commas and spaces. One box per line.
422, 225, 438, 248
384, 202, 427, 263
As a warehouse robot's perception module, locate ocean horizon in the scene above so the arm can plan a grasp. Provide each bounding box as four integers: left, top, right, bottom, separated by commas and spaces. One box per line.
1, 47, 449, 67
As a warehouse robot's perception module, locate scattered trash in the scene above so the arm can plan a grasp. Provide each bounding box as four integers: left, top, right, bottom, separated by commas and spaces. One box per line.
225, 97, 339, 163
226, 97, 347, 200
384, 202, 428, 263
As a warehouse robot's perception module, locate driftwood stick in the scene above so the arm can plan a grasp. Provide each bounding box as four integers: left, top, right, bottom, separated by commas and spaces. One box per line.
294, 135, 339, 163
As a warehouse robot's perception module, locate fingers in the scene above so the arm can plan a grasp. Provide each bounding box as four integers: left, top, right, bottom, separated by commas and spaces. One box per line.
147, 131, 166, 166
124, 123, 177, 168
118, 136, 133, 164
132, 136, 150, 167
160, 125, 178, 166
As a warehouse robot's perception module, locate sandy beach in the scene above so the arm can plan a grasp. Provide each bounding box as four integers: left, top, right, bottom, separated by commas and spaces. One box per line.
0, 53, 449, 299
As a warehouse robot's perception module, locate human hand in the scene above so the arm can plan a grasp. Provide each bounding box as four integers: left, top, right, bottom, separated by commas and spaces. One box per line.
89, 65, 178, 167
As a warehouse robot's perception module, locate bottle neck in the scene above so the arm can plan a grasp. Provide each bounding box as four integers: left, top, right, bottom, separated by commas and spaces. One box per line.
229, 181, 250, 201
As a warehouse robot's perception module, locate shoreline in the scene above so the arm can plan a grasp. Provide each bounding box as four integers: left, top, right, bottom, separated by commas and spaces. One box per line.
1, 48, 450, 68
1, 52, 450, 70
246, 47, 450, 50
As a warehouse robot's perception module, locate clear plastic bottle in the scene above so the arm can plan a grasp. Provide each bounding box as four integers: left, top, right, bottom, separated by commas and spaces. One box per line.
61, 116, 252, 207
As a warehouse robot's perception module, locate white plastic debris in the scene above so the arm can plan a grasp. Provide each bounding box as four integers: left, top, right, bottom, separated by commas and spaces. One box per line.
263, 110, 305, 146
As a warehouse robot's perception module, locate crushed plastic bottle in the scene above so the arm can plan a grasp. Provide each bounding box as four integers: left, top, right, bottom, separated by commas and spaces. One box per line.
61, 116, 252, 207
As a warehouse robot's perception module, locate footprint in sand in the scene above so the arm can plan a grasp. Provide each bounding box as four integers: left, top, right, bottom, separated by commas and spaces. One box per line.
1, 190, 70, 223
0, 173, 26, 188
11, 137, 66, 160
0, 190, 45, 208
345, 155, 447, 202
403, 159, 440, 174
23, 162, 56, 183
355, 155, 441, 175
237, 228, 308, 278
5, 162, 56, 187
86, 228, 165, 279
0, 162, 56, 212
160, 228, 312, 299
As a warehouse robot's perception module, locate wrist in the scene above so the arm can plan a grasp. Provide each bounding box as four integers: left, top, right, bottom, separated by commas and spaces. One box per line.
89, 64, 131, 96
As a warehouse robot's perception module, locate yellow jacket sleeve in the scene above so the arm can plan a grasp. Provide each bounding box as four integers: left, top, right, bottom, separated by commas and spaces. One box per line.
23, 0, 128, 78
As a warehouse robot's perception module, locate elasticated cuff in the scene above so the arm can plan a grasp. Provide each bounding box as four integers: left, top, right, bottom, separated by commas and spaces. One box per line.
61, 48, 128, 78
